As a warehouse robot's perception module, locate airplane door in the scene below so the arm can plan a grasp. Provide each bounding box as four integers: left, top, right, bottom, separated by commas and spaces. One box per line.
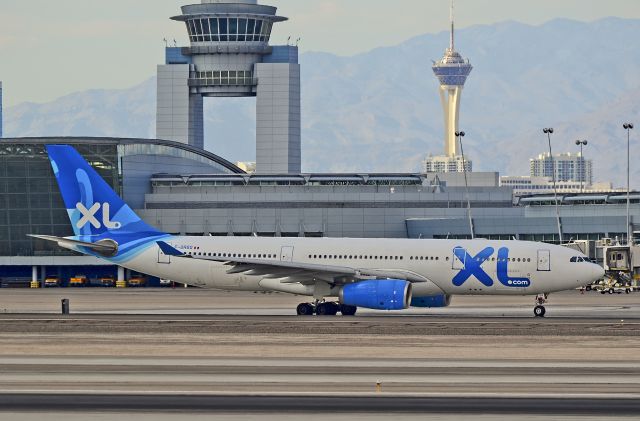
280, 246, 294, 262
452, 247, 465, 270
158, 248, 171, 264
537, 250, 551, 272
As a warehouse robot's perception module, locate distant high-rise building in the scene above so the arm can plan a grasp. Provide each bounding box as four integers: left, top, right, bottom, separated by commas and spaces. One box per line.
500, 175, 618, 196
424, 154, 472, 173
431, 0, 472, 157
530, 152, 593, 185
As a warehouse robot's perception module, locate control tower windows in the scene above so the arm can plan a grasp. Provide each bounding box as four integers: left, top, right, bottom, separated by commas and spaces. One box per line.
260, 21, 271, 42
229, 18, 238, 41
194, 70, 253, 86
201, 19, 210, 41
219, 18, 228, 41
188, 20, 196, 40
238, 18, 247, 41
247, 19, 256, 39
186, 18, 273, 43
209, 18, 219, 42
196, 19, 204, 42
254, 20, 263, 41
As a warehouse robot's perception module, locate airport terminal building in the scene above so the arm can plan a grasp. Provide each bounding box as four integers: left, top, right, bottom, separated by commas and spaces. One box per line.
1, 137, 639, 285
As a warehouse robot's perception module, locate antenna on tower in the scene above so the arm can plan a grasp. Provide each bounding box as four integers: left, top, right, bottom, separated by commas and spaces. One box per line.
450, 0, 455, 51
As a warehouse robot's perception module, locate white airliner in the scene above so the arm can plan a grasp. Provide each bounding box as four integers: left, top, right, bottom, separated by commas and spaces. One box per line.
32, 145, 604, 317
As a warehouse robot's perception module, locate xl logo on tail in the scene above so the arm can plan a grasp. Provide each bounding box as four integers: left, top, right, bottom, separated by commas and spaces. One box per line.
76, 202, 122, 230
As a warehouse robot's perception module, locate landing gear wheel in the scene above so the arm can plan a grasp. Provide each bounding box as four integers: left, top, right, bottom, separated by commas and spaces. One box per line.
296, 303, 315, 316
340, 304, 357, 316
533, 294, 548, 318
534, 305, 546, 318
314, 303, 330, 316
315, 302, 339, 316
326, 302, 340, 315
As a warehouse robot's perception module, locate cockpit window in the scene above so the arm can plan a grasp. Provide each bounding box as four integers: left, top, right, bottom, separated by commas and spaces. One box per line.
570, 256, 586, 263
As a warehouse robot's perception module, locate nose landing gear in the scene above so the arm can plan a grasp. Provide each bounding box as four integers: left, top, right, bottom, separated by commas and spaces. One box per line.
534, 294, 548, 317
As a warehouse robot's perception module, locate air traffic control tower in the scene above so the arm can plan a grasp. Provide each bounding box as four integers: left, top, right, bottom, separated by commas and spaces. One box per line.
157, 0, 301, 174
432, 1, 472, 157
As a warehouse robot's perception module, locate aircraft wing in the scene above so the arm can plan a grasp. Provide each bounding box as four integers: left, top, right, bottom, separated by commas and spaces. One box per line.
157, 241, 429, 284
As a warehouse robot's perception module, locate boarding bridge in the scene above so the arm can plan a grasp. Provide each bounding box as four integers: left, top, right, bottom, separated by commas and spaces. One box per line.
563, 239, 638, 292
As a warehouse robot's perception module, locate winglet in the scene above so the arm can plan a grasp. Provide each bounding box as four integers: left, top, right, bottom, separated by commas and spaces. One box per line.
157, 241, 187, 257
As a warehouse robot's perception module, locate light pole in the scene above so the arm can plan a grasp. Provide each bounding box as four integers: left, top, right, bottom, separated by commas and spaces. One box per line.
575, 140, 588, 193
456, 131, 474, 239
624, 123, 634, 245
544, 128, 563, 244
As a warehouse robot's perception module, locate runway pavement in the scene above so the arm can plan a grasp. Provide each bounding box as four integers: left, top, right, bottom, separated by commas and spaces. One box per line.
1, 287, 640, 318
1, 394, 640, 415
0, 314, 640, 336
1, 288, 640, 417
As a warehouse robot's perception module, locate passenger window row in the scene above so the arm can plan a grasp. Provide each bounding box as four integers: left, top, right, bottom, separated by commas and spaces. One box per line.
186, 251, 276, 259
308, 255, 404, 261
183, 251, 532, 263
494, 257, 532, 263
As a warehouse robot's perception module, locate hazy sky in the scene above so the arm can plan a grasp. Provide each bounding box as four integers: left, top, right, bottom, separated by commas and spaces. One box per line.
1, 0, 640, 106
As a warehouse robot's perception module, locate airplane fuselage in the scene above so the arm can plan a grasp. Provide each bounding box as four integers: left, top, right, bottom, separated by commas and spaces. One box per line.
114, 236, 599, 298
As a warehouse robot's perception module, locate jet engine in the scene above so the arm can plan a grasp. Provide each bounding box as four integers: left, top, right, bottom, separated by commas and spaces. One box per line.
339, 280, 412, 310
410, 294, 452, 308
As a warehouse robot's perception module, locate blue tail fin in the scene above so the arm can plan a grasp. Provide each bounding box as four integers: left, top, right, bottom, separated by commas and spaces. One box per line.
46, 145, 164, 244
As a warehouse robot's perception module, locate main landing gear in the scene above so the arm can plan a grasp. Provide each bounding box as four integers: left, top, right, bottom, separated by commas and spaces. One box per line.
296, 301, 357, 316
534, 293, 549, 318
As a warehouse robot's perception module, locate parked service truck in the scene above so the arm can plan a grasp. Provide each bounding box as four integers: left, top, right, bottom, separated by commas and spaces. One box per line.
69, 275, 88, 287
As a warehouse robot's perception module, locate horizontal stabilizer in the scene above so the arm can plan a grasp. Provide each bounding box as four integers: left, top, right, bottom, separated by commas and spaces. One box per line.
28, 234, 118, 256
157, 241, 189, 257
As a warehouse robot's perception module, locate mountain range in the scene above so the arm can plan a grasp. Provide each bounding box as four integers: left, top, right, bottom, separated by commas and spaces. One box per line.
5, 17, 640, 187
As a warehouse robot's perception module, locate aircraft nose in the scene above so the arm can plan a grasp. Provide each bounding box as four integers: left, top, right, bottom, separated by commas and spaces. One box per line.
592, 264, 605, 282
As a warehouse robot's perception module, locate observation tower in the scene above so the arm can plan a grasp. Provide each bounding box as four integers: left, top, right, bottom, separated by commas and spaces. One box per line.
157, 0, 301, 174
432, 0, 472, 157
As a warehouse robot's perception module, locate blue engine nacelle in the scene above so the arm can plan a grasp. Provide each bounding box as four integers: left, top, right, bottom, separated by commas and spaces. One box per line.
339, 280, 412, 311
410, 295, 452, 308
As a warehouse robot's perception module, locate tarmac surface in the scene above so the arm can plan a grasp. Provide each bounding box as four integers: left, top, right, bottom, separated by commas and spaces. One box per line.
0, 288, 639, 418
